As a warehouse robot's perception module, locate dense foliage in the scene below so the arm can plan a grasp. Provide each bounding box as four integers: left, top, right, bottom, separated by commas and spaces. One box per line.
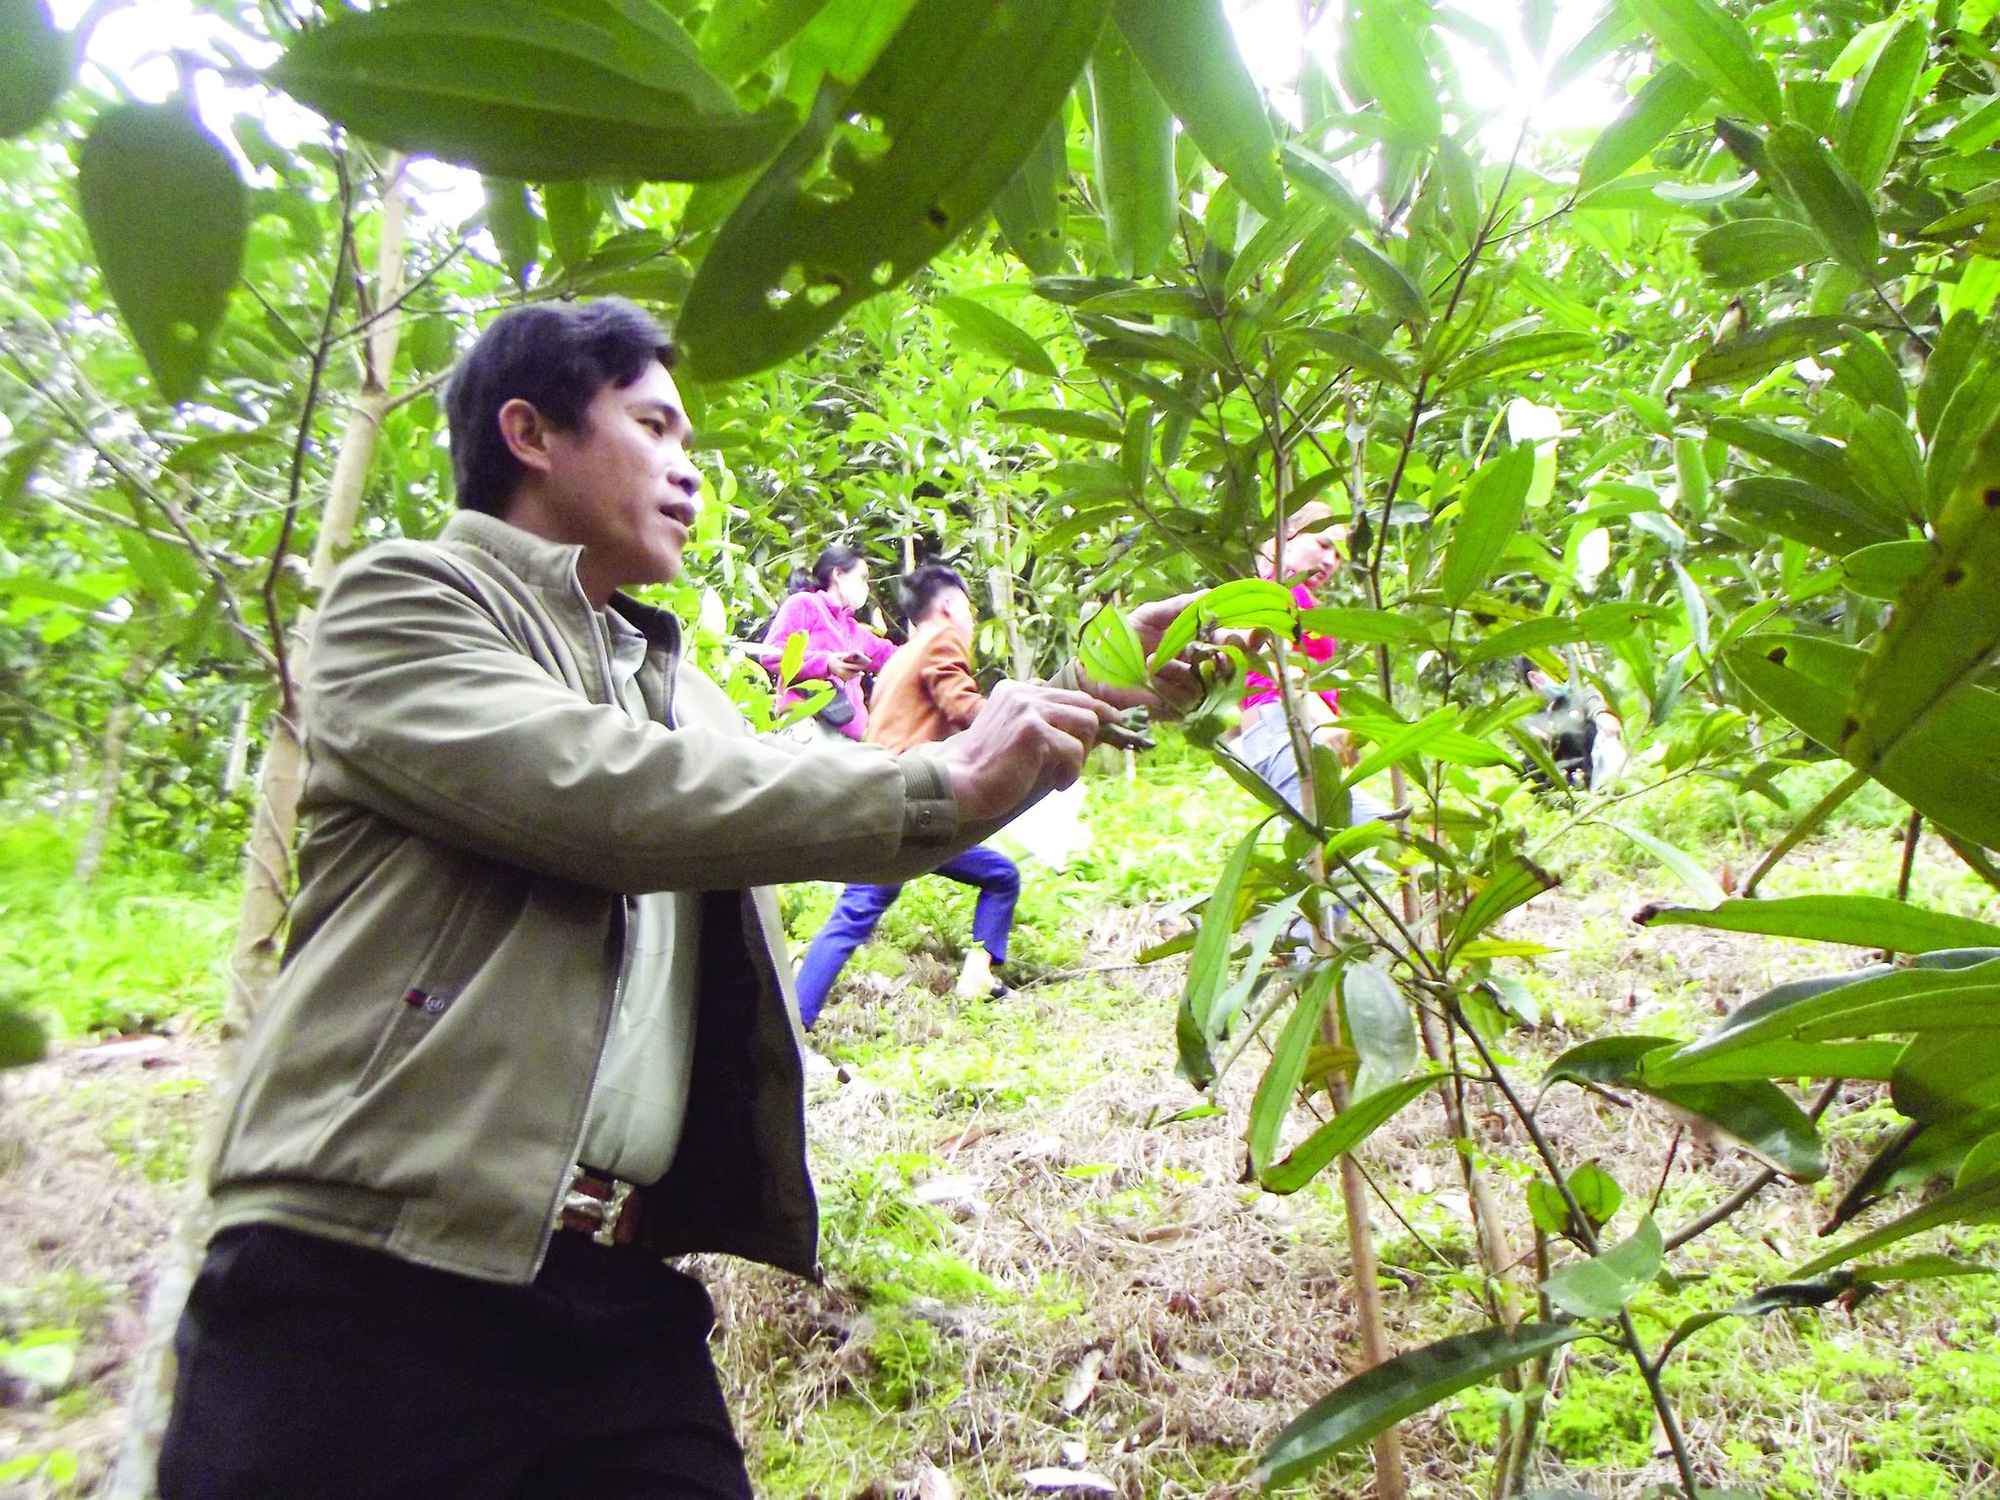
5, 0, 2000, 1495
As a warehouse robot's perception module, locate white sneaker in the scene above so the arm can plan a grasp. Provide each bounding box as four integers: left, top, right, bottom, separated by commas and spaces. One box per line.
954, 946, 993, 1002
800, 1046, 838, 1083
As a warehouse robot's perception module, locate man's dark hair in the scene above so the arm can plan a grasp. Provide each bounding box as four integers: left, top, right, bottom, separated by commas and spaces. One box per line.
811, 542, 865, 590
446, 298, 677, 516
899, 563, 968, 625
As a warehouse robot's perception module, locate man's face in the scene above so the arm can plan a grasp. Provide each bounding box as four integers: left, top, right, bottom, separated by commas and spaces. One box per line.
542, 360, 702, 592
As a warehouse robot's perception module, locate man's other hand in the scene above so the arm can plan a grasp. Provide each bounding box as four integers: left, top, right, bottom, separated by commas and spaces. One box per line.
937, 681, 1117, 822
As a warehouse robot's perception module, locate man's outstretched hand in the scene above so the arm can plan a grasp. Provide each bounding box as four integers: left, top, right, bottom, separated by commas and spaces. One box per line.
937, 681, 1118, 823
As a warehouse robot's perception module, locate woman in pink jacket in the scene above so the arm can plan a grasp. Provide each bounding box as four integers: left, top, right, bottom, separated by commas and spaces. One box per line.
760, 543, 897, 742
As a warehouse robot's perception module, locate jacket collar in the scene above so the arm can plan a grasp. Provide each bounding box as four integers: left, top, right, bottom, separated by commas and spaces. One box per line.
439, 510, 681, 653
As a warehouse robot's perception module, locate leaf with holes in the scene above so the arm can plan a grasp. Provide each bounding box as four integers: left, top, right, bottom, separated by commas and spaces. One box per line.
678, 0, 1108, 378
991, 114, 1068, 276
76, 102, 247, 404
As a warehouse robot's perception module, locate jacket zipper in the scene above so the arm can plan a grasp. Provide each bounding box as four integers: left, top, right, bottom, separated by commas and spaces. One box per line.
530, 591, 640, 1276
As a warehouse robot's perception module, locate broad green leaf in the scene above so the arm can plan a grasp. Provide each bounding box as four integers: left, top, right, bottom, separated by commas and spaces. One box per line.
1845, 439, 2000, 787
1842, 539, 1931, 600
998, 407, 1123, 443
1090, 28, 1177, 279
1645, 1038, 1903, 1084
269, 0, 790, 182
1203, 577, 1297, 632
1766, 123, 1879, 274
1684, 316, 1848, 387
1441, 445, 1536, 606
1571, 1162, 1625, 1227
1460, 602, 1655, 669
1659, 962, 2000, 1064
1577, 63, 1710, 196
1344, 964, 1416, 1101
1792, 1169, 2000, 1280
1283, 326, 1411, 388
0, 0, 69, 137
1544, 1034, 1829, 1179
1624, 0, 1781, 127
1079, 603, 1148, 689
1924, 358, 2000, 515
934, 295, 1058, 376
1893, 1029, 2000, 1122
1691, 218, 1827, 286
1635, 896, 2000, 954
1248, 965, 1336, 1177
1451, 853, 1558, 956
76, 102, 247, 405
1705, 417, 1881, 515
1256, 1323, 1589, 1487
1831, 335, 1907, 419
1727, 634, 2000, 849
777, 628, 808, 686
1851, 1253, 1998, 1284
1259, 1070, 1439, 1193
1114, 0, 1284, 216
1345, 0, 1441, 146
1836, 18, 1926, 194
1603, 820, 1725, 905
679, 0, 1106, 378
1437, 331, 1597, 393
699, 0, 836, 80
1919, 311, 1981, 443
543, 180, 601, 271
1297, 606, 1437, 647
1340, 236, 1428, 325
991, 114, 1068, 276
1720, 476, 1905, 554
481, 176, 540, 286
1542, 1218, 1664, 1319
1280, 142, 1371, 230
1178, 818, 1272, 1086
1844, 408, 1926, 526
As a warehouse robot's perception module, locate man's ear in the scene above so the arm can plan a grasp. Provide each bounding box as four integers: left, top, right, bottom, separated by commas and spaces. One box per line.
497, 397, 555, 476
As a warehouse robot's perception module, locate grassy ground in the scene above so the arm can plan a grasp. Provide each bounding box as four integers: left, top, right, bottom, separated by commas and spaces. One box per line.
0, 755, 1995, 1497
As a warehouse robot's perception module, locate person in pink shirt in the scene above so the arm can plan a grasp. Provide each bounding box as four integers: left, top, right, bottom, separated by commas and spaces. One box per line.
1227, 502, 1390, 823
759, 543, 897, 742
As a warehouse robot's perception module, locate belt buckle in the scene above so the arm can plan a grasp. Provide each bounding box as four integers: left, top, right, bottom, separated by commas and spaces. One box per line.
559, 1174, 634, 1247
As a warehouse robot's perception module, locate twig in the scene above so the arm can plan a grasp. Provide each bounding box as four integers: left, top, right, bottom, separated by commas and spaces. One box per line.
1740, 766, 1871, 897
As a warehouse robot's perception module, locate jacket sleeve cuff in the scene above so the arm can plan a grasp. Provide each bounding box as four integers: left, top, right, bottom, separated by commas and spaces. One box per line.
897, 747, 960, 847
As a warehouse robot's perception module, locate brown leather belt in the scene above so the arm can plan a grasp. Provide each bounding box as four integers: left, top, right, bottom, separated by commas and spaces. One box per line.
553, 1165, 649, 1247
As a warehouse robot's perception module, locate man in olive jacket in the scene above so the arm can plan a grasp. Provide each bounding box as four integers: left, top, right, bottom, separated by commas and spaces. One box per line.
159, 299, 1171, 1498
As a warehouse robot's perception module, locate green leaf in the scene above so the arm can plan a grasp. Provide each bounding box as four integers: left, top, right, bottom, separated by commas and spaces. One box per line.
76, 102, 247, 405
1645, 1038, 1903, 1084
1344, 964, 1416, 1101
1842, 539, 1931, 601
1831, 335, 1907, 418
1844, 442, 2000, 785
1792, 1168, 2000, 1280
991, 114, 1068, 276
1570, 1162, 1625, 1228
1460, 602, 1656, 669
1114, 0, 1283, 216
1603, 820, 1726, 905
1684, 316, 1848, 387
1766, 123, 1879, 274
1635, 895, 2000, 954
543, 180, 601, 271
1451, 852, 1559, 957
1922, 359, 2000, 517
1624, 0, 1782, 128
1705, 417, 1880, 513
1542, 1218, 1664, 1319
1248, 965, 1336, 1177
1280, 142, 1371, 230
699, 0, 837, 80
678, 0, 1105, 379
1578, 63, 1710, 196
1836, 19, 1926, 194
1296, 605, 1437, 647
1079, 603, 1149, 689
1728, 634, 2000, 850
1283, 326, 1411, 389
1345, 0, 1441, 146
1919, 312, 1982, 443
1440, 445, 1536, 607
1438, 331, 1597, 394
1843, 408, 1926, 526
777, 628, 809, 686
1850, 1253, 1998, 1284
481, 176, 540, 286
1892, 1029, 2000, 1123
998, 406, 1123, 443
0, 1002, 46, 1070
1259, 1070, 1439, 1193
1340, 236, 1428, 325
1691, 218, 1828, 286
934, 295, 1058, 376
1720, 476, 1905, 554
1090, 27, 1177, 279
1179, 818, 1272, 1087
0, 0, 69, 138
269, 0, 789, 182
1256, 1323, 1590, 1487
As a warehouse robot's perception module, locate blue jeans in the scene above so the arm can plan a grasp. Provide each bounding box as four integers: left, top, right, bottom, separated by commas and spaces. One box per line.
794, 845, 1020, 1028
1236, 711, 1393, 824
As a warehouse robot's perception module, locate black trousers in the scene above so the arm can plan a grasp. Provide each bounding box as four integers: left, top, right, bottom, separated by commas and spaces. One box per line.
158, 1223, 754, 1499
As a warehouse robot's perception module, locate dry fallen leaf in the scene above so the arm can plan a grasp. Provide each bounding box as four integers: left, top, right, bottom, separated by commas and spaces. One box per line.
1017, 1467, 1114, 1494
1059, 1347, 1105, 1413
915, 1463, 959, 1500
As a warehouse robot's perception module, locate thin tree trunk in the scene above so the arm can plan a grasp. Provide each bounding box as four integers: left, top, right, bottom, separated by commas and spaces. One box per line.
108, 160, 410, 1500
72, 655, 151, 886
